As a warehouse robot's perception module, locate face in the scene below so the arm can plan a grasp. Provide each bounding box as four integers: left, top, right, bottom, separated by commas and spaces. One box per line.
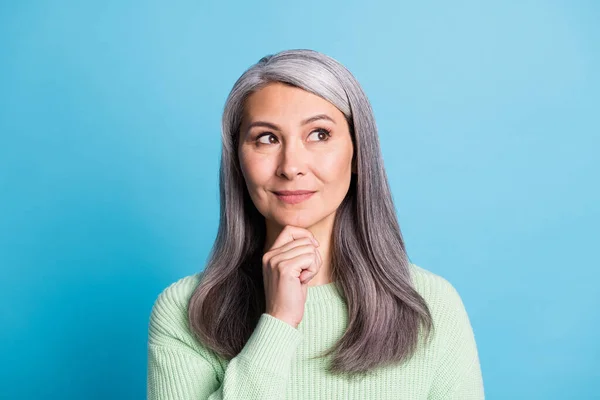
238, 82, 355, 231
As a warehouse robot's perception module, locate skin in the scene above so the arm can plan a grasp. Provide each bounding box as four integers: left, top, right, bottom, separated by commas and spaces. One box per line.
238, 81, 355, 287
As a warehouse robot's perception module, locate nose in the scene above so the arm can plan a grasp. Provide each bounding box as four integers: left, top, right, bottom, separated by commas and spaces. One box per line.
276, 140, 307, 179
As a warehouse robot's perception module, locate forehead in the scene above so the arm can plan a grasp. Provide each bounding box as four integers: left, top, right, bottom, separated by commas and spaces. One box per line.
243, 82, 343, 121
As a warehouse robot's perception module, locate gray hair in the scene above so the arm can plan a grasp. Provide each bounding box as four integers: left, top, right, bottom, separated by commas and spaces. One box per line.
188, 49, 433, 377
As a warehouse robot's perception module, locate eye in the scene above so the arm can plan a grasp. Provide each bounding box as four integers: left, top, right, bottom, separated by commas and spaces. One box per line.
254, 128, 331, 146
307, 128, 332, 142
256, 133, 278, 145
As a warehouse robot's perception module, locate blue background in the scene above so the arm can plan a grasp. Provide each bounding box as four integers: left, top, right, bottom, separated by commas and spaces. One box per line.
1, 1, 598, 399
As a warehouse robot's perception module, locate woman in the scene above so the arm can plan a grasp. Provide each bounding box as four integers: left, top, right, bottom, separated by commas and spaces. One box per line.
147, 49, 484, 399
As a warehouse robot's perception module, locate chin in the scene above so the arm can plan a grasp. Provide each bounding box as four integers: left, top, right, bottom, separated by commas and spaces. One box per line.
270, 211, 320, 229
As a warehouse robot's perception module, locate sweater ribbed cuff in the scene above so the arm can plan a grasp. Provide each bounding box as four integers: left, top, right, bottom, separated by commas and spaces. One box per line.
238, 313, 303, 377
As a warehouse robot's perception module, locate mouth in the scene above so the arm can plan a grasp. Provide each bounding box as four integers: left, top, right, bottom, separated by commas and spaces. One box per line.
273, 191, 316, 205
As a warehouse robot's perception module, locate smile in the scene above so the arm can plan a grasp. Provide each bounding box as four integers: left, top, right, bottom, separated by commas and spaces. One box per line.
273, 191, 316, 204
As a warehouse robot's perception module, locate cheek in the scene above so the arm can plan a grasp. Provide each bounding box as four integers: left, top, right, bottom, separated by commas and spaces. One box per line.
240, 153, 272, 189
318, 148, 353, 182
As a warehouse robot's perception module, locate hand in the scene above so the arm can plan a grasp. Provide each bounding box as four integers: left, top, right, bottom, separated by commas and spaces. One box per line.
262, 225, 322, 328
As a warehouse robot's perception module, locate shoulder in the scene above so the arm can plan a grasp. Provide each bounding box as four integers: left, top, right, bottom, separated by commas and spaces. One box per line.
148, 272, 204, 348
408, 262, 465, 309
152, 273, 203, 313
148, 272, 227, 373
408, 264, 484, 395
408, 262, 474, 337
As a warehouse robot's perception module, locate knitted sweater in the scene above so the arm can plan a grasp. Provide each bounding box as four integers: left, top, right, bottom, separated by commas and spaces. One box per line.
147, 263, 484, 399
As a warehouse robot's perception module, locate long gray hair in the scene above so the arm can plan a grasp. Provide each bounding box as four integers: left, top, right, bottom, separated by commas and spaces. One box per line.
188, 49, 434, 377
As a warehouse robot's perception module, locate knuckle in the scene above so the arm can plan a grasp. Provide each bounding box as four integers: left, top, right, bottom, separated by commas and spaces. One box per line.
306, 243, 318, 252
262, 252, 270, 265
269, 254, 280, 268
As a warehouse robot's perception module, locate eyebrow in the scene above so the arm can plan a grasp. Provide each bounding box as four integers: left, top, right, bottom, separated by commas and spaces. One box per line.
245, 114, 335, 134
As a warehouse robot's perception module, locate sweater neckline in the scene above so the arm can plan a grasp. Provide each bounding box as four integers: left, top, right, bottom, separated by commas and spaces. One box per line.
305, 281, 343, 303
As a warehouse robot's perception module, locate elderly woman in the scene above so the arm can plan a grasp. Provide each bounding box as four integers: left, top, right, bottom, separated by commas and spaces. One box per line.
147, 49, 484, 399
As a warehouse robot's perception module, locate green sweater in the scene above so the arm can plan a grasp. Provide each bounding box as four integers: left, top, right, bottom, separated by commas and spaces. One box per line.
147, 263, 484, 399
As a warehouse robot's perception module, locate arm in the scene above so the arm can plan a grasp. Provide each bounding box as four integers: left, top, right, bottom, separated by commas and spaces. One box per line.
147, 277, 303, 400
428, 281, 485, 400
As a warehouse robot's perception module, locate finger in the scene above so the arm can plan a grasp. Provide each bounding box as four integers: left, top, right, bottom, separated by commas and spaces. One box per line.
274, 238, 316, 254
270, 225, 318, 251
313, 248, 323, 278
263, 238, 317, 267
300, 249, 321, 284
270, 244, 319, 269
277, 253, 318, 279
299, 251, 319, 283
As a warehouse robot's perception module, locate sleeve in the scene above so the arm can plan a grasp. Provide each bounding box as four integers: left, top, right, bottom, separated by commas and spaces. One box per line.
147, 279, 303, 400
427, 280, 485, 400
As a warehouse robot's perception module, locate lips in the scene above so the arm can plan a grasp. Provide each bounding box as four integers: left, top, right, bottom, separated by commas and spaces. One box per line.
273, 190, 316, 204
273, 190, 316, 195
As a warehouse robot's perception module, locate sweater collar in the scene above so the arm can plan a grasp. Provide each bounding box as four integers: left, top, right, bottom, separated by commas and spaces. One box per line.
305, 281, 344, 303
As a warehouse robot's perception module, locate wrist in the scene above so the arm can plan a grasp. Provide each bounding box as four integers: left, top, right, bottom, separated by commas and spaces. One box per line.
267, 312, 299, 329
